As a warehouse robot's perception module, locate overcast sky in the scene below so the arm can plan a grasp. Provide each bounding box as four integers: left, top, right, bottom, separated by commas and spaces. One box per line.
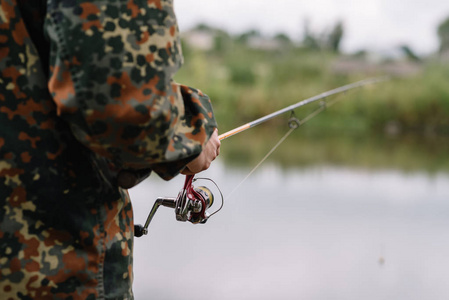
174, 0, 449, 54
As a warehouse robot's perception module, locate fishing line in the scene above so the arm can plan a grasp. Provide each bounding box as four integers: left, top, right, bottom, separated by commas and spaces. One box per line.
225, 125, 297, 200
224, 88, 360, 201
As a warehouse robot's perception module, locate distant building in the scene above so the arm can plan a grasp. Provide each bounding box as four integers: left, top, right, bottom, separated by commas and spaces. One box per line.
246, 36, 284, 51
182, 27, 286, 51
181, 30, 215, 51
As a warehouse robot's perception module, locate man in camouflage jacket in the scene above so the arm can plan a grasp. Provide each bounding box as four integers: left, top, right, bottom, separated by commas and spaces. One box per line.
0, 0, 220, 299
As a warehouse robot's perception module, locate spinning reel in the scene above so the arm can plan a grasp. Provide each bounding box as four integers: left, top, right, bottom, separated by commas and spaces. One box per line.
134, 175, 223, 237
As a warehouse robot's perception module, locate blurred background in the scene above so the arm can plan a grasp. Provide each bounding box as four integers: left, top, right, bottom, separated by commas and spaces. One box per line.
131, 1, 449, 299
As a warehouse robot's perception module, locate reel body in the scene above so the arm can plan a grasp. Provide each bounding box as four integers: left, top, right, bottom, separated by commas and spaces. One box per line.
135, 175, 223, 237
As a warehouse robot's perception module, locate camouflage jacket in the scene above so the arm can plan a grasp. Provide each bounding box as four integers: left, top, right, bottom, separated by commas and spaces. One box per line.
0, 0, 217, 299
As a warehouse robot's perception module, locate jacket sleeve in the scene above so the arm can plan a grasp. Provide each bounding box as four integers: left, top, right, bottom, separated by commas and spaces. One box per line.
44, 0, 217, 180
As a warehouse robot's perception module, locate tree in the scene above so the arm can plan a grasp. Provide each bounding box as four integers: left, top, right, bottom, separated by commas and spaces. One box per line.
274, 33, 292, 44
302, 19, 320, 50
301, 19, 345, 52
400, 45, 421, 62
213, 30, 232, 54
437, 17, 449, 54
236, 29, 261, 44
328, 21, 344, 53
194, 23, 214, 32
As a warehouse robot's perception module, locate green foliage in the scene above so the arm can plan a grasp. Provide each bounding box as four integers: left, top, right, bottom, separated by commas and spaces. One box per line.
228, 62, 256, 85
302, 20, 345, 52
302, 20, 321, 50
236, 29, 261, 44
328, 21, 344, 52
400, 45, 421, 62
438, 17, 449, 53
274, 33, 292, 45
175, 36, 449, 172
176, 44, 449, 134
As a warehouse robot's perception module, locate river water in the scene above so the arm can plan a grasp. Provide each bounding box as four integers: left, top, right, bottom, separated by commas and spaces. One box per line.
130, 160, 449, 300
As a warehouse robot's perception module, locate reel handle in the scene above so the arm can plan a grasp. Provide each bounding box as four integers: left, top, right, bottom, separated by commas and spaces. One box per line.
134, 224, 146, 238
134, 197, 176, 237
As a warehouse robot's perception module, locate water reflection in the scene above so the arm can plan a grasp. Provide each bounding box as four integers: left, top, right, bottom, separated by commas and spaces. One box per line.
130, 161, 449, 300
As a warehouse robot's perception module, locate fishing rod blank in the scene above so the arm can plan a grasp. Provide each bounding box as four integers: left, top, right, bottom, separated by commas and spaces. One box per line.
218, 76, 388, 141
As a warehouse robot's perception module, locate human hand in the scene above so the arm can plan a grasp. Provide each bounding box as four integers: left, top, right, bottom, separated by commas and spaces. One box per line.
182, 129, 220, 175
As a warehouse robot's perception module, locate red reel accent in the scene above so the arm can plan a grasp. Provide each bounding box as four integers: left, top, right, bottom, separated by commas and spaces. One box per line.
184, 175, 207, 223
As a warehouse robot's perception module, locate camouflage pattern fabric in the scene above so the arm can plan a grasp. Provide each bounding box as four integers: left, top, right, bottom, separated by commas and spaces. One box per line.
0, 0, 217, 299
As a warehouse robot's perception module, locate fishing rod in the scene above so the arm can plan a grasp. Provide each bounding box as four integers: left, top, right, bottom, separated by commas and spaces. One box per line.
218, 76, 388, 141
134, 76, 389, 237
